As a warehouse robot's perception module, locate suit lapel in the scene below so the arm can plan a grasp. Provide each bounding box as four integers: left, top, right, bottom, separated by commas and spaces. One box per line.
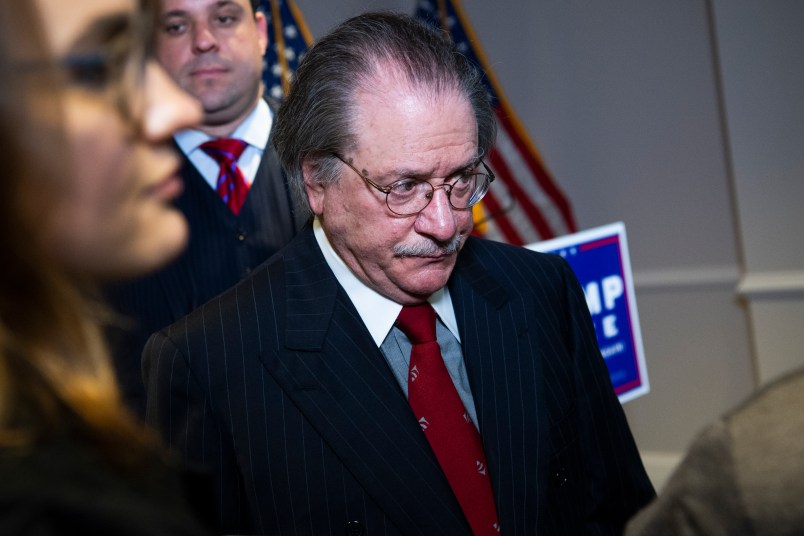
449, 238, 546, 534
261, 229, 471, 534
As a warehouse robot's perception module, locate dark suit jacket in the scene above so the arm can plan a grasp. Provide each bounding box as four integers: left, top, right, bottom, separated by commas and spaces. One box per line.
108, 106, 306, 416
144, 226, 654, 535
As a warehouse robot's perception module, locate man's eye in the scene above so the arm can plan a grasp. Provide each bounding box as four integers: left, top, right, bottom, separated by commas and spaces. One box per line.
390, 179, 428, 199
215, 14, 238, 25
163, 22, 187, 35
393, 179, 418, 192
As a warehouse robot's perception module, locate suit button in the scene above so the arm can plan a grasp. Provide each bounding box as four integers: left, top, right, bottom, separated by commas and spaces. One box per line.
237, 230, 246, 241
553, 467, 568, 487
345, 520, 363, 535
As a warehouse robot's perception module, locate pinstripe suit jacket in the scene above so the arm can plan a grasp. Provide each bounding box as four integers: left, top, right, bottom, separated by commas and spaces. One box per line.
108, 105, 306, 416
143, 226, 654, 535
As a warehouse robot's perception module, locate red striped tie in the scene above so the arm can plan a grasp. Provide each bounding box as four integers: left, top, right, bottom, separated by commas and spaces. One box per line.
396, 303, 501, 535
200, 138, 250, 215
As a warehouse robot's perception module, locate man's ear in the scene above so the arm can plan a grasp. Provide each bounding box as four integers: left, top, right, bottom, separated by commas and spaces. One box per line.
255, 11, 268, 55
302, 159, 325, 216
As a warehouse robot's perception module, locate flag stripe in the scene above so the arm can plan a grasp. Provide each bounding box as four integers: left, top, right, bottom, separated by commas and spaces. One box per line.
493, 112, 574, 237
473, 189, 525, 245
487, 148, 553, 243
496, 109, 576, 233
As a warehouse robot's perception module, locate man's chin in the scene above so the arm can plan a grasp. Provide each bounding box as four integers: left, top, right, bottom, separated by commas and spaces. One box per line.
400, 263, 454, 293
403, 251, 458, 267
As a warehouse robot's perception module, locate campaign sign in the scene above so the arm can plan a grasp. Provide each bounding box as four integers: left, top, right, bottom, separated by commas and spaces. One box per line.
527, 222, 649, 403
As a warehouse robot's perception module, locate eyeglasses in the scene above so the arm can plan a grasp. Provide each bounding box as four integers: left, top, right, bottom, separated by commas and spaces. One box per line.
18, 49, 129, 88
332, 154, 495, 216
16, 14, 138, 94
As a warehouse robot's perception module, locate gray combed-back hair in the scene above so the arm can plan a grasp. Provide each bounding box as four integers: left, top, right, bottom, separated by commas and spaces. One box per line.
272, 11, 496, 215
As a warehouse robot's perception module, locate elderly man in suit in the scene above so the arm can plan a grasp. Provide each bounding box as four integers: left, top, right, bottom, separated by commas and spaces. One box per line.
144, 12, 654, 535
107, 0, 305, 417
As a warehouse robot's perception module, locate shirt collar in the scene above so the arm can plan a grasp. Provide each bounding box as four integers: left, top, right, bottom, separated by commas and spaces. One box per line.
174, 99, 272, 154
313, 218, 461, 347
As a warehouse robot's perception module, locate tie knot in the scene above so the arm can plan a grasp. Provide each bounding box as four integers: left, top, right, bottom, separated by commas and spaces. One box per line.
395, 304, 437, 344
200, 138, 248, 164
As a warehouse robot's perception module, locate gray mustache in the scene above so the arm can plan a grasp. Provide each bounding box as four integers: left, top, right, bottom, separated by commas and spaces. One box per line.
393, 236, 463, 257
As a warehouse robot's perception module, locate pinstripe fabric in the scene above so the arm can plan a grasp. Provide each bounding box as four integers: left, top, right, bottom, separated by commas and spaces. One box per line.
144, 226, 654, 535
108, 101, 306, 417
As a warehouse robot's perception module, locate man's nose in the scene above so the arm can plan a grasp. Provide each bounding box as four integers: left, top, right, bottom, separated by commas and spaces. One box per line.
192, 24, 218, 53
142, 61, 202, 142
413, 187, 458, 242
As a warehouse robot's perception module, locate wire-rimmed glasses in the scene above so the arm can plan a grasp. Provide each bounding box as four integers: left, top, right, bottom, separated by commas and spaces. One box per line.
332, 153, 495, 216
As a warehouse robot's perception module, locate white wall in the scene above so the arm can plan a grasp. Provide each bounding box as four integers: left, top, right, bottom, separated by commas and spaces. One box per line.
713, 0, 804, 385
293, 0, 804, 489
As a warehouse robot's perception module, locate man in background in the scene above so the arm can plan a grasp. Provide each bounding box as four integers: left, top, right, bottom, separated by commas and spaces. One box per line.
108, 0, 305, 416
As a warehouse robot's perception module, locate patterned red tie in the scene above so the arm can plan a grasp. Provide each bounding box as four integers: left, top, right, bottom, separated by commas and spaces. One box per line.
199, 138, 250, 215
396, 304, 501, 535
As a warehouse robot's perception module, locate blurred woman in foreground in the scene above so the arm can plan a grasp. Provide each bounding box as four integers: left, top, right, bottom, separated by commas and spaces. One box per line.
0, 0, 211, 533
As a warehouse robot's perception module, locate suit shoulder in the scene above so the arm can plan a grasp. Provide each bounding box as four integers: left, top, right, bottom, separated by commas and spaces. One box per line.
725, 367, 804, 439
164, 251, 287, 339
454, 237, 579, 311
461, 236, 570, 277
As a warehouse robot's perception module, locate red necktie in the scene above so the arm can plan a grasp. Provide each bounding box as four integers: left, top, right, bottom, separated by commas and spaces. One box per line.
396, 304, 501, 535
199, 138, 250, 215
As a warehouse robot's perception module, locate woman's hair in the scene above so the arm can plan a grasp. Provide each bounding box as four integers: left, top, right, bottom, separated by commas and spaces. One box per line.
0, 0, 158, 465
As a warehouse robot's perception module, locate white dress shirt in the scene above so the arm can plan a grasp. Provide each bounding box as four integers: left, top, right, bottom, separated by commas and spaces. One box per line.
173, 99, 272, 189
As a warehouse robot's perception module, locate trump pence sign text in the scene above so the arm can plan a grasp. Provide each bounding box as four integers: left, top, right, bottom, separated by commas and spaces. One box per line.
527, 222, 649, 403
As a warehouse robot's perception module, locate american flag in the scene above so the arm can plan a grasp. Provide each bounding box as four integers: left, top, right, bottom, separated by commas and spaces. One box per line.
415, 0, 576, 244
260, 0, 313, 101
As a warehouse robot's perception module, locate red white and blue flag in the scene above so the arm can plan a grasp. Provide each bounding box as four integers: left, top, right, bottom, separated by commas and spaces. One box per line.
260, 0, 313, 101
415, 0, 576, 244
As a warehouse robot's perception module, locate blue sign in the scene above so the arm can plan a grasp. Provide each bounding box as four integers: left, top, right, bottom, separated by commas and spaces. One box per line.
528, 222, 649, 403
